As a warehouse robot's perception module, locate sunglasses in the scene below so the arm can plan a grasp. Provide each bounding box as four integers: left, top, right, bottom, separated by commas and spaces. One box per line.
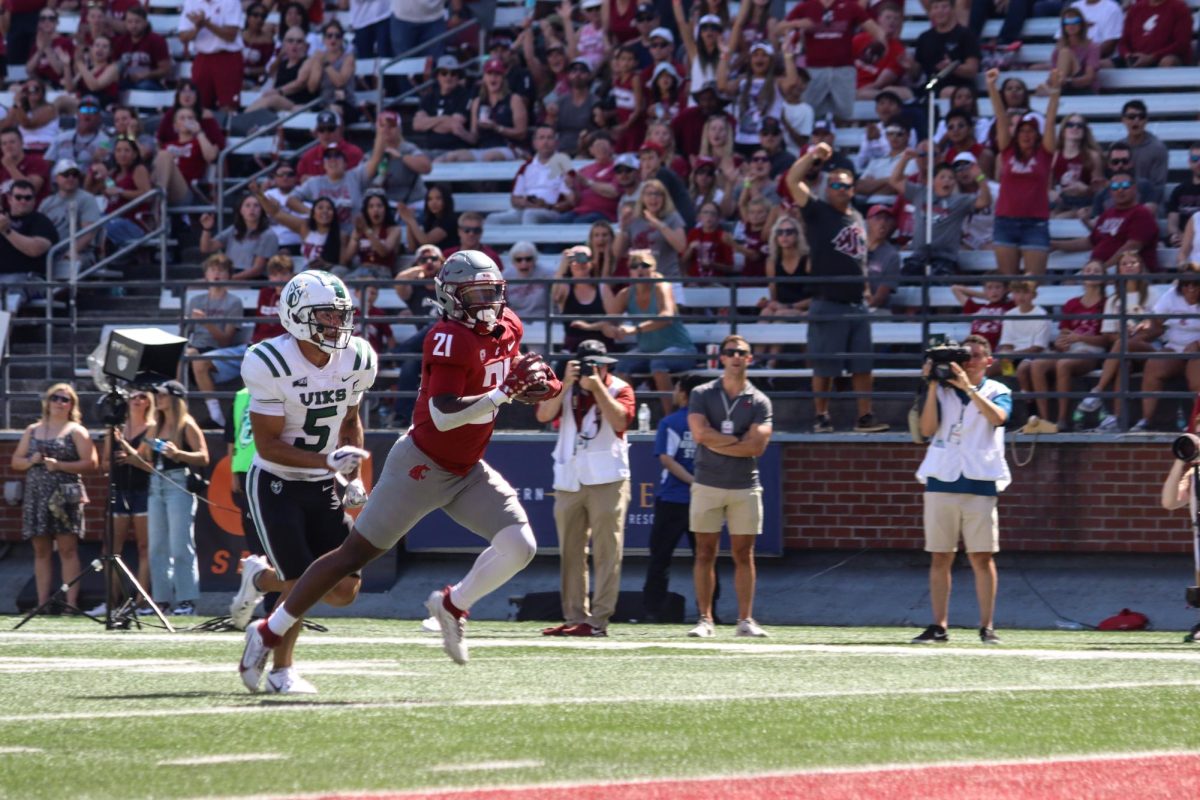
10, 193, 34, 201
636, 13, 656, 21
1064, 121, 1084, 129
1109, 157, 1131, 165
316, 126, 337, 133
1190, 154, 1200, 163
650, 41, 671, 49
324, 31, 344, 39
418, 255, 441, 264
828, 181, 852, 190
513, 255, 535, 262
1110, 180, 1133, 190
436, 69, 456, 77
700, 24, 721, 32
630, 261, 650, 269
1063, 16, 1083, 23
776, 228, 798, 236
276, 170, 295, 177
461, 226, 482, 234
1123, 113, 1146, 121
750, 155, 770, 163
49, 394, 72, 404
722, 348, 750, 357
284, 36, 304, 43
248, 11, 265, 17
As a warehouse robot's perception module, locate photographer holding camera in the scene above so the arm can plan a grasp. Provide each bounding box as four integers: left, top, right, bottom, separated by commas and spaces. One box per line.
1159, 433, 1200, 643
913, 334, 1012, 645
536, 339, 636, 637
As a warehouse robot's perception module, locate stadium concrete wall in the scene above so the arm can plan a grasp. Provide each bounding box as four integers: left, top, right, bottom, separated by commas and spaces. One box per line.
0, 437, 1189, 553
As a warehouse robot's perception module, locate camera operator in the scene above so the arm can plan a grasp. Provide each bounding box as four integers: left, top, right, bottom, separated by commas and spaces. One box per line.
913, 334, 1012, 645
536, 339, 636, 637
1159, 434, 1200, 643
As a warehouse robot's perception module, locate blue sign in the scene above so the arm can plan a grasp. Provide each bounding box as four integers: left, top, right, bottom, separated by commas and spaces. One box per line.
403, 440, 783, 556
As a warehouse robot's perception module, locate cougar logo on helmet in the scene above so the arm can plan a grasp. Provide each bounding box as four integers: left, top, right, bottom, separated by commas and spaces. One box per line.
278, 271, 355, 352
434, 250, 507, 334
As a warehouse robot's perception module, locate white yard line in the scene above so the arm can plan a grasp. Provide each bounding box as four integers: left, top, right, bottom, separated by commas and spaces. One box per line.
158, 754, 287, 767
3, 679, 1199, 724
0, 746, 43, 754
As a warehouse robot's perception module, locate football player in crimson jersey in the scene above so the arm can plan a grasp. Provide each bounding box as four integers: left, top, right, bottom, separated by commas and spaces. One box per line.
239, 251, 561, 676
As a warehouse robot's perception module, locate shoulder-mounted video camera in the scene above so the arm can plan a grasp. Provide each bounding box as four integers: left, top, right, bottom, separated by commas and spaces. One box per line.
924, 334, 971, 385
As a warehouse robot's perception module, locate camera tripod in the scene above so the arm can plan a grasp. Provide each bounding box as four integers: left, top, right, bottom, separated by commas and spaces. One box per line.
13, 418, 174, 632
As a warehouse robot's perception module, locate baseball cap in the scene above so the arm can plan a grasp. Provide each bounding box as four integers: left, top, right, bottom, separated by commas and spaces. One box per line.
760, 117, 782, 135
614, 152, 640, 170
435, 55, 462, 72
489, 32, 513, 48
952, 152, 978, 166
380, 109, 399, 125
322, 143, 346, 158
576, 339, 618, 364
582, 0, 602, 8
750, 41, 774, 56
157, 380, 186, 398
569, 57, 592, 71
484, 57, 507, 75
52, 158, 81, 177
649, 27, 674, 44
651, 61, 680, 83
699, 13, 722, 26
316, 110, 340, 129
691, 80, 720, 98
635, 3, 656, 19
638, 140, 665, 157
694, 156, 717, 171
1017, 112, 1042, 133
812, 118, 837, 135
867, 204, 895, 219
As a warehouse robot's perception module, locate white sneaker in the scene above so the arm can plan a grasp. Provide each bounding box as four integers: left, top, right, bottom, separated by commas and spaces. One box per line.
425, 587, 468, 665
228, 555, 268, 631
86, 602, 107, 617
735, 618, 768, 638
420, 615, 441, 633
687, 619, 715, 638
1096, 414, 1119, 432
265, 667, 317, 695
1077, 395, 1103, 414
238, 621, 274, 692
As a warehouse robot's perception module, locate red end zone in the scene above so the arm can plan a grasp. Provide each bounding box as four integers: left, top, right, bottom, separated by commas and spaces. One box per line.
319, 752, 1200, 800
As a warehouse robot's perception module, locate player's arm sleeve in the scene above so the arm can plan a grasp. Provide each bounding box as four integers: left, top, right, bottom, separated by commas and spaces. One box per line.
241, 344, 287, 415
423, 329, 504, 431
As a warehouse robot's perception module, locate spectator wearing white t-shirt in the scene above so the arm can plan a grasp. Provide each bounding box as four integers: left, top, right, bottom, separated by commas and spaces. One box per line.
488, 126, 572, 225
997, 281, 1052, 421
1132, 268, 1200, 431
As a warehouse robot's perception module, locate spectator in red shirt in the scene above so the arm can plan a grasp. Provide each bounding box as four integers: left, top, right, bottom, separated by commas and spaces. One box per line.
0, 127, 50, 200
296, 110, 365, 179
853, 1, 911, 101
1119, 0, 1193, 68
1051, 171, 1161, 271
670, 81, 734, 162
683, 200, 735, 280
951, 281, 1015, 357
152, 107, 219, 206
781, 0, 886, 124
561, 132, 620, 223
25, 6, 73, 88
114, 5, 173, 90
155, 80, 225, 149
250, 255, 294, 342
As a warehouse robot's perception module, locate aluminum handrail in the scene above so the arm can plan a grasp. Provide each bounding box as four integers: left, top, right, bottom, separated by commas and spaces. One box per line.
215, 94, 325, 232
41, 188, 168, 378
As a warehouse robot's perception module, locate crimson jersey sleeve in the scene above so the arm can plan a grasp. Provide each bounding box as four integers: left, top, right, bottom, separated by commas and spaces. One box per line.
615, 382, 637, 428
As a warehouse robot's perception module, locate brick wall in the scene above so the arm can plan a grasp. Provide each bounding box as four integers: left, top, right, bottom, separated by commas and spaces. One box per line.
0, 438, 1189, 553
783, 442, 1192, 553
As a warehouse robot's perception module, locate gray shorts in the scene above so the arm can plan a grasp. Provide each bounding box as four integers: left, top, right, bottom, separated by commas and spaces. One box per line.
803, 66, 856, 122
354, 434, 528, 551
808, 298, 873, 377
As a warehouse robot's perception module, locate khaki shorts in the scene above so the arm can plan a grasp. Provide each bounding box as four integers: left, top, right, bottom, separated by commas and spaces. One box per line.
923, 492, 1000, 553
689, 482, 763, 536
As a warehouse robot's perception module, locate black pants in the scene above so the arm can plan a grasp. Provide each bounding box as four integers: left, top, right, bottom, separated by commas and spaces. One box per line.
642, 498, 720, 619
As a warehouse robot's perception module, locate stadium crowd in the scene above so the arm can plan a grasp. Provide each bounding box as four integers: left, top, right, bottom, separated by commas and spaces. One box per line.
1, 0, 1200, 434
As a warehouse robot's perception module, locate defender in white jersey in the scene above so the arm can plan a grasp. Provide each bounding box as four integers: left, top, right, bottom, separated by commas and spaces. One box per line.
230, 271, 378, 694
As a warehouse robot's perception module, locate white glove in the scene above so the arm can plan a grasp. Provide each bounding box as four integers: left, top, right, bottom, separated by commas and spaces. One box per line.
343, 477, 368, 508
326, 445, 369, 476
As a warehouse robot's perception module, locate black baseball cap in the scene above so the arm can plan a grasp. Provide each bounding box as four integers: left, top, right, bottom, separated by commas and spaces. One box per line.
576, 339, 618, 364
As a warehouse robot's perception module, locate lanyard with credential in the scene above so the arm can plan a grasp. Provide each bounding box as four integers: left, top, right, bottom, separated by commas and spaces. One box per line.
719, 389, 740, 435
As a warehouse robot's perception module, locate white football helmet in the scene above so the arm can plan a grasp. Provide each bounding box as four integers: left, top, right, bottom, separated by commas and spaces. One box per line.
279, 271, 355, 352
434, 250, 506, 334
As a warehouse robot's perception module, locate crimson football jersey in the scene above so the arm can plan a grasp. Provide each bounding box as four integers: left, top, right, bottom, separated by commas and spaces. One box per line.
410, 308, 524, 475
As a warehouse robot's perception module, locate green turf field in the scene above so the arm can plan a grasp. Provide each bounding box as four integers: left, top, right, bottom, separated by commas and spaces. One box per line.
1, 619, 1198, 799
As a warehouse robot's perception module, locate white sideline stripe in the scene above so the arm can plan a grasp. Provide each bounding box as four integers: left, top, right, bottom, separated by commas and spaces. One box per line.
5, 679, 1200, 723
0, 657, 420, 677
190, 749, 1200, 800
426, 760, 544, 773
0, 746, 43, 754
3, 632, 1200, 663
158, 754, 286, 767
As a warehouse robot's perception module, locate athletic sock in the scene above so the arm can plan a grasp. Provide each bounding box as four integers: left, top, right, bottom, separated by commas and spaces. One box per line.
451, 524, 536, 610
266, 606, 298, 638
